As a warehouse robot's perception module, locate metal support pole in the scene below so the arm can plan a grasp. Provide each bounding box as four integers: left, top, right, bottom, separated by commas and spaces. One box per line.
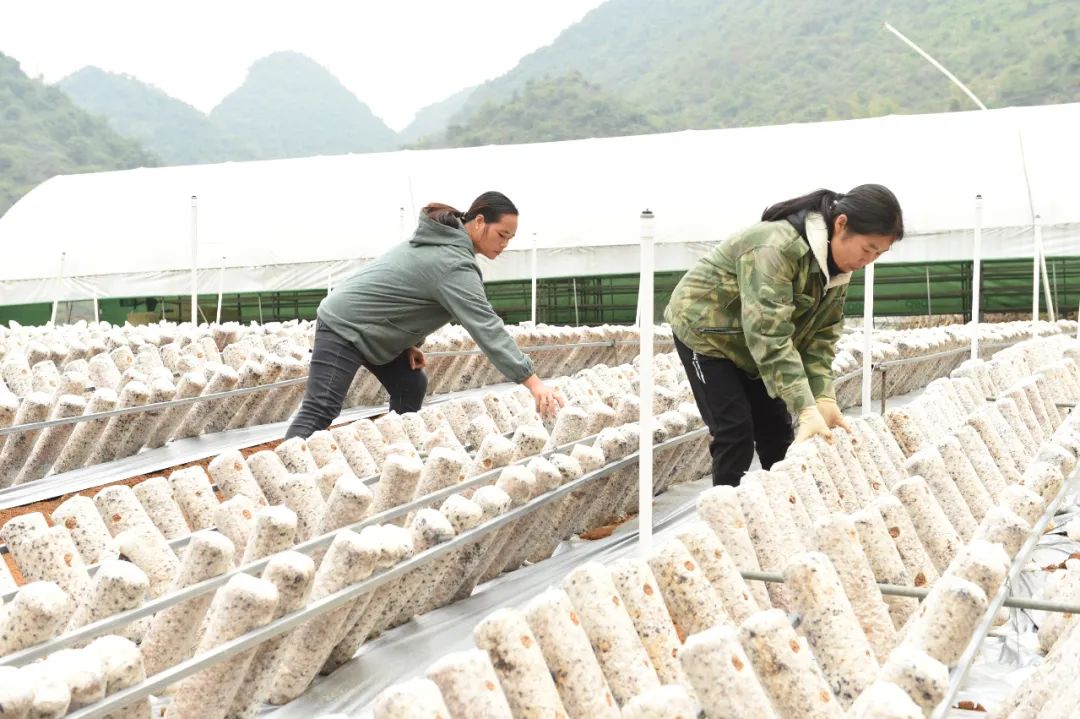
572, 277, 580, 326
1038, 219, 1056, 322
862, 263, 875, 415
190, 195, 199, 325
215, 256, 226, 325
638, 209, 655, 554
50, 251, 66, 326
925, 267, 933, 318
971, 194, 983, 359
530, 233, 538, 326
882, 23, 989, 111
92, 290, 99, 324
1033, 216, 1041, 323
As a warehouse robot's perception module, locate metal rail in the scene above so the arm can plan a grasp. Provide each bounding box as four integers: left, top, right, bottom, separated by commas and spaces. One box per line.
832, 339, 1021, 413
0, 426, 707, 668
0, 338, 674, 438
0, 377, 308, 437
0, 421, 590, 602
23, 429, 706, 719
741, 567, 1080, 615
930, 469, 1074, 718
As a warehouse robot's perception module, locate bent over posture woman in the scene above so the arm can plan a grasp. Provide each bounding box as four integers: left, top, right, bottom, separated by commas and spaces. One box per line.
664, 184, 904, 486
286, 191, 562, 440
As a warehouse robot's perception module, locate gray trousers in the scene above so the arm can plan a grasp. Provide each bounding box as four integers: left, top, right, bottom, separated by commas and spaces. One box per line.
285, 319, 428, 439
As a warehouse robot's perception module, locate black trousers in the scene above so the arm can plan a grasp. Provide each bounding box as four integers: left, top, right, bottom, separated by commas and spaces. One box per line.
674, 336, 793, 486
285, 319, 428, 440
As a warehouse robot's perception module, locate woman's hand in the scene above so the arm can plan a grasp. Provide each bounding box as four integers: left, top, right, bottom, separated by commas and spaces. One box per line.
406, 347, 426, 370
523, 374, 565, 418
816, 397, 852, 432
794, 406, 833, 443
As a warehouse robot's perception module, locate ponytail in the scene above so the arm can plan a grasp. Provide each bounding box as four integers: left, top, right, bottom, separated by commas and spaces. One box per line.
421, 202, 466, 229
762, 184, 904, 240
422, 191, 519, 230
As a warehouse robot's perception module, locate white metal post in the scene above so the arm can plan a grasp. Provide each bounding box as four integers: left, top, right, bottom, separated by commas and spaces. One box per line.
638, 209, 655, 553
1037, 221, 1056, 322
861, 262, 875, 415
971, 194, 983, 359
50, 251, 66, 326
530, 234, 538, 326
190, 195, 199, 325
92, 290, 99, 324
1032, 216, 1041, 323
216, 256, 226, 325
572, 277, 580, 325
925, 268, 933, 318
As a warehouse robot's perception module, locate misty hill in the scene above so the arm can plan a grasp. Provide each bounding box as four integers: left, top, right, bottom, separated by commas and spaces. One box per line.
434, 72, 655, 147
0, 53, 158, 217
209, 51, 399, 159
428, 0, 1080, 145
58, 66, 254, 165
399, 85, 475, 145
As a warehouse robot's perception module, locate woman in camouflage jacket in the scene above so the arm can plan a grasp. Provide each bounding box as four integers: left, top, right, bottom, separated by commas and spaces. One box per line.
665, 185, 903, 486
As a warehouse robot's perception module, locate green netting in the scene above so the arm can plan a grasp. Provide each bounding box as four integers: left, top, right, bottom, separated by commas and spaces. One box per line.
3, 257, 1077, 326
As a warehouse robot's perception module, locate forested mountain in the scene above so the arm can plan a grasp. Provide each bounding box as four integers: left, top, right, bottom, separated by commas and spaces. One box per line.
58, 66, 254, 165
209, 51, 399, 159
425, 0, 1080, 146
435, 72, 655, 147
5, 0, 1078, 215
399, 86, 475, 145
0, 53, 158, 217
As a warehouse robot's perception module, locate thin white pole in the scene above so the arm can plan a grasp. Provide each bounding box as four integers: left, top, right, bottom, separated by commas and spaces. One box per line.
50, 251, 66, 326
861, 262, 875, 415
216, 255, 226, 325
572, 277, 580, 326
92, 290, 99, 324
1033, 217, 1041, 323
925, 268, 933, 318
638, 209, 655, 553
1038, 224, 1055, 322
530, 233, 538, 326
190, 195, 199, 325
971, 194, 983, 359
882, 23, 988, 111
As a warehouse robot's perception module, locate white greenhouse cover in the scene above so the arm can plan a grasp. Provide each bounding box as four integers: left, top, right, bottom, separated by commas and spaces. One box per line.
1, 102, 1078, 305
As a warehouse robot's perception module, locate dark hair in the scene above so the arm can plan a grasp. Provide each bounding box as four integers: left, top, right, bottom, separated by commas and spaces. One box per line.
761, 184, 904, 240
422, 191, 519, 229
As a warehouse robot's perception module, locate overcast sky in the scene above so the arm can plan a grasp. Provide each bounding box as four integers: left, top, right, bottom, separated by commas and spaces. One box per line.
0, 0, 607, 130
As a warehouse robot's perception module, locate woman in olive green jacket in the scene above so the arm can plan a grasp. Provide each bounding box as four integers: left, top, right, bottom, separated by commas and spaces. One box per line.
665, 184, 903, 486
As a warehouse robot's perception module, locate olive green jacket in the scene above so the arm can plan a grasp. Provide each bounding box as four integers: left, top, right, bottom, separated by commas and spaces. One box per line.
664, 212, 851, 414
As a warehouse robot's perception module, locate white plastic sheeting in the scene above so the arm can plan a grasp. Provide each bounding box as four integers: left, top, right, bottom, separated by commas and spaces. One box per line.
1, 102, 1078, 305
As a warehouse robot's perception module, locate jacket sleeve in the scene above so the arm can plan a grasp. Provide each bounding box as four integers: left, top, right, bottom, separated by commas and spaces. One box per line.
736, 247, 816, 415
800, 286, 847, 401
435, 262, 535, 383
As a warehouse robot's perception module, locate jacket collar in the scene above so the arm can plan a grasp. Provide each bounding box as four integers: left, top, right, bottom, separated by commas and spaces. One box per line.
806, 212, 852, 290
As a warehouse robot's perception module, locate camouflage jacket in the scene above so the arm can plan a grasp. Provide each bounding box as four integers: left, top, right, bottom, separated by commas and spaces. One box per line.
664, 213, 851, 415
